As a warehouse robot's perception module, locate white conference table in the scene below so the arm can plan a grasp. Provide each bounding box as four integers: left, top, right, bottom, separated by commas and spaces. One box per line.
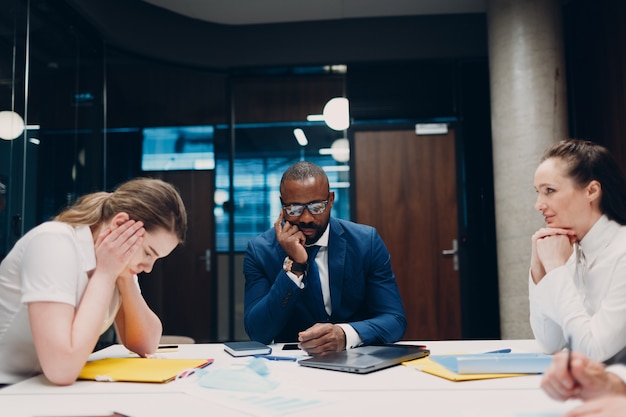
0, 339, 580, 417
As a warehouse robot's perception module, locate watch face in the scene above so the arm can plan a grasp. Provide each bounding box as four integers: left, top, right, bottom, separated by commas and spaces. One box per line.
283, 256, 292, 271
283, 256, 305, 273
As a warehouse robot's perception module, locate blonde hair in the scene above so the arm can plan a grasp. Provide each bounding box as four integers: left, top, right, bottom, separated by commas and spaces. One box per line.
54, 178, 187, 242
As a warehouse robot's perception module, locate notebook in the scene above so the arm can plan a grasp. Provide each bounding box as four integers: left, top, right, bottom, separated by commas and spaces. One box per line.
78, 357, 213, 383
224, 340, 272, 357
298, 344, 429, 374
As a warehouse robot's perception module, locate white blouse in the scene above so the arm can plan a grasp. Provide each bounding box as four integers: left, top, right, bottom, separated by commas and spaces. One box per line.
529, 215, 626, 362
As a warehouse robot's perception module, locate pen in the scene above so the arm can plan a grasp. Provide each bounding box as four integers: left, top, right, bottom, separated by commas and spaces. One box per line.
567, 336, 572, 375
483, 348, 512, 354
254, 354, 298, 361
176, 359, 213, 379
176, 368, 199, 379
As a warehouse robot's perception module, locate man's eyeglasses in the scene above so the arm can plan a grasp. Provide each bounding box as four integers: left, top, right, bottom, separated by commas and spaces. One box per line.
282, 199, 329, 217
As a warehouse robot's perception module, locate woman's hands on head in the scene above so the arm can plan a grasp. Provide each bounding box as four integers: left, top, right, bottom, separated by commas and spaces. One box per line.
94, 213, 145, 281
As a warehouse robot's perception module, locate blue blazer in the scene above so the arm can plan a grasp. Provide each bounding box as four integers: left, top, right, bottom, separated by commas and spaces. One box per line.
243, 217, 407, 345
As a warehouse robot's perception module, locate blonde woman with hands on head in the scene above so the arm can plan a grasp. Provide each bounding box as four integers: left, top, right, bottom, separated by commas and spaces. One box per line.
0, 178, 187, 386
530, 139, 626, 362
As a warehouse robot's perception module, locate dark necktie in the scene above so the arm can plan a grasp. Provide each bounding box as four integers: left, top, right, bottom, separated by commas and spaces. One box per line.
305, 245, 326, 320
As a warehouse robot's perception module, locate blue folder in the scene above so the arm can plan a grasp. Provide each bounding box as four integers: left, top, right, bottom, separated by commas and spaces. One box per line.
429, 353, 553, 374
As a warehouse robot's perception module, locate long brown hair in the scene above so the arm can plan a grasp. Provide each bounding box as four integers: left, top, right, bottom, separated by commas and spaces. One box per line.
54, 178, 187, 242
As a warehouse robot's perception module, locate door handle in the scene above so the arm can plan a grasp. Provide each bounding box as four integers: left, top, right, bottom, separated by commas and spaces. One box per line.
198, 249, 211, 272
441, 239, 459, 271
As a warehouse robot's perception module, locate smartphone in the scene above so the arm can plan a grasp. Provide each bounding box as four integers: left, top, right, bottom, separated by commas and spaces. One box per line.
282, 343, 301, 350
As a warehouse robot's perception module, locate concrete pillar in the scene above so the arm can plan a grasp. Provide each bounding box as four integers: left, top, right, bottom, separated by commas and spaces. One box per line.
487, 0, 569, 339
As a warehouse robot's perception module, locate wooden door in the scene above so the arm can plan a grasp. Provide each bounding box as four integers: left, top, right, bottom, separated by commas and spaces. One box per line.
353, 129, 461, 340
141, 170, 216, 342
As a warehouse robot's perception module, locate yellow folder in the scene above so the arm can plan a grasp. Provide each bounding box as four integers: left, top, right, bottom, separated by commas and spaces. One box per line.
403, 356, 524, 382
78, 357, 213, 383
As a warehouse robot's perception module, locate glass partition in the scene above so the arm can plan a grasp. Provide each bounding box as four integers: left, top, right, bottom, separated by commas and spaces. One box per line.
0, 0, 30, 258
215, 123, 350, 252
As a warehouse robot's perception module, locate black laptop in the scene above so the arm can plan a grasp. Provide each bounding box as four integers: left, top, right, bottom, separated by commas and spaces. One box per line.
298, 344, 430, 374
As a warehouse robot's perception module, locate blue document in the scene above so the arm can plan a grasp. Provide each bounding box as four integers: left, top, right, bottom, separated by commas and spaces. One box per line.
430, 353, 553, 374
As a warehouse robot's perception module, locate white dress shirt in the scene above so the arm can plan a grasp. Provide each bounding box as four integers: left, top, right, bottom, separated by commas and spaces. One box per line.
286, 224, 362, 349
529, 215, 626, 361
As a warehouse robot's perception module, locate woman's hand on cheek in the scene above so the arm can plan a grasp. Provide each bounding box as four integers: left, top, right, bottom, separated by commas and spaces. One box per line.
94, 220, 145, 281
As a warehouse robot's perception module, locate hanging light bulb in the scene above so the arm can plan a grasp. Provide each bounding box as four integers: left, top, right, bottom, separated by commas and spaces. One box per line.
330, 138, 350, 162
319, 138, 350, 163
0, 111, 25, 140
322, 97, 350, 131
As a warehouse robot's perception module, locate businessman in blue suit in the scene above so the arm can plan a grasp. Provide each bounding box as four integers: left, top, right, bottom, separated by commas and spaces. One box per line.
244, 161, 406, 356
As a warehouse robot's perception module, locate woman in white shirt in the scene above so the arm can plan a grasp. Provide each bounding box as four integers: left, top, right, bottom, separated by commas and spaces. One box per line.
530, 139, 626, 362
0, 178, 187, 386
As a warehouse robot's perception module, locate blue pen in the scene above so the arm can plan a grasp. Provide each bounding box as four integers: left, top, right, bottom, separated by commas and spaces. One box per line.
483, 348, 512, 354
254, 354, 298, 361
